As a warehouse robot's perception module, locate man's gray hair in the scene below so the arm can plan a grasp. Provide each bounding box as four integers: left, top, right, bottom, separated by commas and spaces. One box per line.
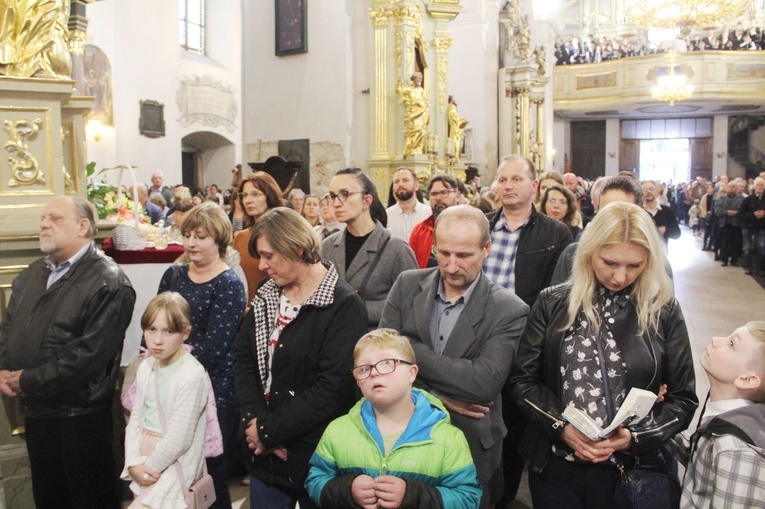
71, 196, 98, 238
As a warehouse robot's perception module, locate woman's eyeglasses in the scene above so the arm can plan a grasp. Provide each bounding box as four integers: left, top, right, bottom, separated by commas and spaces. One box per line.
328, 190, 364, 203
352, 358, 413, 381
546, 199, 568, 207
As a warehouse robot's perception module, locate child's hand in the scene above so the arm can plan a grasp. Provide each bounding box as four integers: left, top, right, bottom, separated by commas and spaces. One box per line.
375, 475, 406, 508
351, 474, 377, 509
129, 464, 160, 487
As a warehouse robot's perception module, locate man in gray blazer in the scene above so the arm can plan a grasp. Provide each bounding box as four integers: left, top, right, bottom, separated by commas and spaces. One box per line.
380, 205, 529, 508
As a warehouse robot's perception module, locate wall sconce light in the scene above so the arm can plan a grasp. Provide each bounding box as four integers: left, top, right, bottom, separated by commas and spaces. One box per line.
86, 119, 107, 142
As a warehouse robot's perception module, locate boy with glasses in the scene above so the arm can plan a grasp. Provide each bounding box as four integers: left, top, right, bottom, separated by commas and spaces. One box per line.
305, 329, 481, 509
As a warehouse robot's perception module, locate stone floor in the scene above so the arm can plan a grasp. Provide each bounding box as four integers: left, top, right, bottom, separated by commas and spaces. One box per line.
141, 225, 765, 509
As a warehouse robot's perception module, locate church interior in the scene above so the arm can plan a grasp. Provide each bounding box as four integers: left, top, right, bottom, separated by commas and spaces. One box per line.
1, 0, 765, 507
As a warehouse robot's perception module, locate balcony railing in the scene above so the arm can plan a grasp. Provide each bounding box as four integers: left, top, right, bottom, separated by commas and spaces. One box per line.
552, 51, 765, 114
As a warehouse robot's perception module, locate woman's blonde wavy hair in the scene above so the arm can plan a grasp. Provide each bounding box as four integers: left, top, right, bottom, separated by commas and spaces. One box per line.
566, 201, 673, 333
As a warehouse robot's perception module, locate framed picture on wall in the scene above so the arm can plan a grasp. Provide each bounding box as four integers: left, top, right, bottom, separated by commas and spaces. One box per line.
139, 100, 165, 138
275, 0, 307, 56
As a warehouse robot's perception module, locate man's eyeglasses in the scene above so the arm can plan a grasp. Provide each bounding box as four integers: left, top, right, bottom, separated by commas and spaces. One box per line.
429, 189, 455, 199
328, 190, 364, 203
352, 358, 413, 381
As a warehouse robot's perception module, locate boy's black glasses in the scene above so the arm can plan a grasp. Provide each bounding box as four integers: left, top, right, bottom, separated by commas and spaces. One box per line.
352, 359, 413, 381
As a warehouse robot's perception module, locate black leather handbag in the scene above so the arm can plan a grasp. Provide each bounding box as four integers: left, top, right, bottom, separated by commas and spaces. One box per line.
614, 464, 681, 509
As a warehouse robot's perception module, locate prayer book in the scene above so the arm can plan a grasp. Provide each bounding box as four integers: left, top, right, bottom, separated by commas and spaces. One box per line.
562, 387, 657, 440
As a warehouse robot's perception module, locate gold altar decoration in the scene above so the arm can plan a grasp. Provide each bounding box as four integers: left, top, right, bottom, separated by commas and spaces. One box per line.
367, 1, 462, 202
447, 96, 468, 164
0, 0, 72, 79
4, 118, 44, 187
625, 0, 748, 34
396, 71, 430, 155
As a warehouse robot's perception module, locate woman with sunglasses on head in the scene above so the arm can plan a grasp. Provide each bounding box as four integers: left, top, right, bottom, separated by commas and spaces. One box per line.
321, 168, 417, 329
232, 172, 285, 303
233, 208, 368, 509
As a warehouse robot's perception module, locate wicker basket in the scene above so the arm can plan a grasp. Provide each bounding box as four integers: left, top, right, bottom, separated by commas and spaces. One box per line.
111, 165, 147, 251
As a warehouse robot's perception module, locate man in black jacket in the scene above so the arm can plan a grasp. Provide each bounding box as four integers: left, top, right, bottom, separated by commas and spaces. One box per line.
0, 196, 135, 509
739, 177, 765, 275
642, 180, 681, 246
483, 155, 573, 508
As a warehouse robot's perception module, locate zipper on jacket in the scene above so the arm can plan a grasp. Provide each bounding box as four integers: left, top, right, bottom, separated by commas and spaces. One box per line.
631, 417, 679, 443
380, 460, 388, 477
524, 398, 565, 429
523, 245, 556, 255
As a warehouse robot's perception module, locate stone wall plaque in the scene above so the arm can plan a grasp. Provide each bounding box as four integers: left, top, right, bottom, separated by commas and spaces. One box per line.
139, 100, 165, 138
177, 76, 237, 132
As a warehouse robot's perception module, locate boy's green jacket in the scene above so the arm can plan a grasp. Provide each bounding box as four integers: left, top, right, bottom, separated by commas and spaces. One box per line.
305, 387, 482, 508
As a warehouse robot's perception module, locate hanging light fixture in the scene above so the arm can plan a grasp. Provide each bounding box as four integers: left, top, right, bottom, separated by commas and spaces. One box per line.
625, 0, 749, 35
651, 52, 694, 106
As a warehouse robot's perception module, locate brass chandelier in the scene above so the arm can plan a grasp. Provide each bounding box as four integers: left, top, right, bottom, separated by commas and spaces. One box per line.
651, 53, 694, 106
625, 0, 749, 34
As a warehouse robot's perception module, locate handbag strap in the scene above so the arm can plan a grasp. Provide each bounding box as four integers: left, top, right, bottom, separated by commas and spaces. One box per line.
356, 233, 392, 297
153, 363, 208, 494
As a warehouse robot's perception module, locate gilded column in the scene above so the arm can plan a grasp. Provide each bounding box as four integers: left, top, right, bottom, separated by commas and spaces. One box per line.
532, 97, 544, 171
369, 3, 396, 159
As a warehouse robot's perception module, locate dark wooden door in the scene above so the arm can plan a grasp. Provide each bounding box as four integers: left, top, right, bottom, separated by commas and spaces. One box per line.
619, 139, 639, 173
690, 138, 712, 181
571, 121, 606, 180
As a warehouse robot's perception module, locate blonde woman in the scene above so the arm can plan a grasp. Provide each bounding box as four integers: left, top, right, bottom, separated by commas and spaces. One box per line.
510, 202, 697, 508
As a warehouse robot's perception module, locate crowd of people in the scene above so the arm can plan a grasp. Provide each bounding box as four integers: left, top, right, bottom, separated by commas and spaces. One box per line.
1, 159, 764, 509
555, 19, 765, 66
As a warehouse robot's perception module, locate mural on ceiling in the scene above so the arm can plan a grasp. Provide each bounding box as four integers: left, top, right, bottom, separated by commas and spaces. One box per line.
83, 44, 114, 126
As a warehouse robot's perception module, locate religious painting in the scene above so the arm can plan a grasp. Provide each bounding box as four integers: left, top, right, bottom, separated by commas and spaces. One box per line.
727, 63, 765, 80
275, 0, 307, 56
83, 44, 114, 126
576, 71, 617, 90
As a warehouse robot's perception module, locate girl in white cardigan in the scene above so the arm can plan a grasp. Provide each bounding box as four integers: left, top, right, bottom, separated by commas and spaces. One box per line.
123, 292, 208, 509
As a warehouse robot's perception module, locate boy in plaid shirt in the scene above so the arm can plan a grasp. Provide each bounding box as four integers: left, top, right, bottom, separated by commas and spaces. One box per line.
678, 321, 765, 509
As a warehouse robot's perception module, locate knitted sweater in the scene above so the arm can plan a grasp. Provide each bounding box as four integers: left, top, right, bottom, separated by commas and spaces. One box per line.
122, 354, 208, 509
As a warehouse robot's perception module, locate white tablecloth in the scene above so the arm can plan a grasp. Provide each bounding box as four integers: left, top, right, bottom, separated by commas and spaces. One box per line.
119, 263, 172, 365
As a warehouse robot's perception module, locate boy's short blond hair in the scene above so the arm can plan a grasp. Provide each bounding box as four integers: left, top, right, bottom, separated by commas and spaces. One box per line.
745, 321, 765, 400
353, 328, 416, 365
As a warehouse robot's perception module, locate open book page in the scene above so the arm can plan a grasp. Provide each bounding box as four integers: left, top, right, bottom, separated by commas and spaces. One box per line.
562, 387, 657, 440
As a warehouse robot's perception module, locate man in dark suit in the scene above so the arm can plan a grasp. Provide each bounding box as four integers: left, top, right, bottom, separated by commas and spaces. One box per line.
380, 205, 529, 508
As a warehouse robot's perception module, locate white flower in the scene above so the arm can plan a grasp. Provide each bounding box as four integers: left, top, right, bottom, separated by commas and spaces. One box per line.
607, 339, 617, 349
572, 368, 582, 380
574, 387, 585, 398
594, 370, 602, 379
608, 368, 617, 378
589, 388, 601, 397
577, 351, 586, 361
582, 338, 592, 347
565, 345, 574, 354
563, 381, 570, 390
588, 401, 598, 413
609, 352, 620, 362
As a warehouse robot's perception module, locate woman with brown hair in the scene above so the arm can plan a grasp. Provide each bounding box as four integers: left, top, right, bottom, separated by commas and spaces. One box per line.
232, 171, 284, 303
540, 184, 583, 240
